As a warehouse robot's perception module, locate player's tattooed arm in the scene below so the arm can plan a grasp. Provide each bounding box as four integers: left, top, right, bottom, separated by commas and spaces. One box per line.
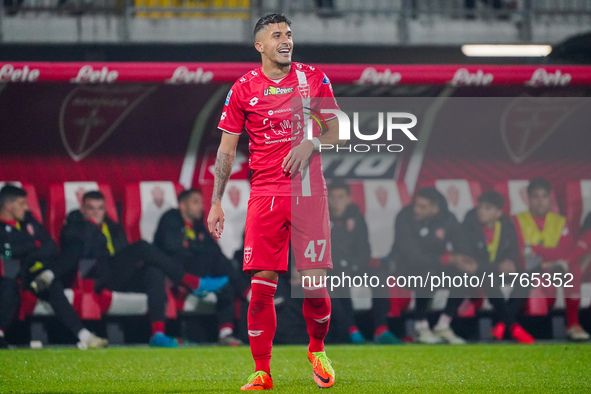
208, 131, 240, 239
212, 150, 235, 205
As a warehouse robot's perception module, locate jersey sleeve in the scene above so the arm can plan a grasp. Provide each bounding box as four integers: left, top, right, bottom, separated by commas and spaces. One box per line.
316, 71, 340, 121
218, 82, 245, 135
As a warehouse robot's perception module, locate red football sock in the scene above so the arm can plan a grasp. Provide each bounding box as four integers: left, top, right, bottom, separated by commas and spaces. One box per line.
374, 325, 388, 337
510, 324, 535, 344
181, 274, 201, 291
248, 277, 277, 375
152, 321, 165, 336
97, 289, 113, 314
565, 298, 581, 328
303, 285, 331, 353
349, 326, 360, 335
491, 322, 506, 340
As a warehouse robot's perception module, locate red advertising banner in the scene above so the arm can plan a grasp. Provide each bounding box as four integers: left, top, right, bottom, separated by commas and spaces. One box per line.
0, 62, 589, 87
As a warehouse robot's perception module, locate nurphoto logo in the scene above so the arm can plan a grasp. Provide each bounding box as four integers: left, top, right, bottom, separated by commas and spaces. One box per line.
304, 108, 418, 153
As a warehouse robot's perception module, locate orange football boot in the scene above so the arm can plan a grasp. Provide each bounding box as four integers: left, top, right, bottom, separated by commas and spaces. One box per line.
308, 351, 335, 388
241, 371, 273, 390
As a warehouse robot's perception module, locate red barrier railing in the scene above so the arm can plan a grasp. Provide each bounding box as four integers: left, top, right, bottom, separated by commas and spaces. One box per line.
1, 62, 589, 86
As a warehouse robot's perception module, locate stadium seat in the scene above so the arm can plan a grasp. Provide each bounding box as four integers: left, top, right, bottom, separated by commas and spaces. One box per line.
349, 180, 410, 311
200, 180, 250, 259
427, 179, 484, 316
48, 182, 118, 241
117, 181, 220, 322
358, 180, 411, 259
388, 286, 412, 318
29, 289, 216, 318
426, 179, 482, 221
0, 181, 43, 223
494, 180, 560, 216
524, 287, 550, 316
21, 284, 101, 321
581, 283, 591, 309
46, 182, 121, 320
565, 180, 591, 235
346, 181, 367, 215
218, 180, 250, 259
123, 181, 186, 243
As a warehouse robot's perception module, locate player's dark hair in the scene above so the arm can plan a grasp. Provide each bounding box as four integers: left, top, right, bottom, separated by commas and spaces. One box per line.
414, 187, 445, 209
478, 190, 505, 210
328, 179, 350, 194
82, 190, 105, 203
527, 177, 552, 196
178, 188, 202, 203
254, 13, 292, 37
0, 185, 27, 210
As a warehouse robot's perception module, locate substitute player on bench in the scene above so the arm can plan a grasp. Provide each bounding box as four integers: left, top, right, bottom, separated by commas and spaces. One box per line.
207, 13, 343, 390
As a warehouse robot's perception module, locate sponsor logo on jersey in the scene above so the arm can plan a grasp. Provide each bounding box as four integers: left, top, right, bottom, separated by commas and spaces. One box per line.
220, 111, 227, 121
225, 90, 232, 106
268, 108, 292, 116
263, 117, 293, 139
264, 86, 294, 96
249, 97, 259, 106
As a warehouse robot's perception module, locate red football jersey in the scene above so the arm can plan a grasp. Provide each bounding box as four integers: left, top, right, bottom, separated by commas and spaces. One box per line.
218, 62, 339, 197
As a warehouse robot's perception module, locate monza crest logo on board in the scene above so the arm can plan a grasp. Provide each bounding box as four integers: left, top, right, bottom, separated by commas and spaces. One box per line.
59, 85, 156, 162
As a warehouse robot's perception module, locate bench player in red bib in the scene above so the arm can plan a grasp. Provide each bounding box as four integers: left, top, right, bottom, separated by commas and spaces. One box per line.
207, 13, 344, 391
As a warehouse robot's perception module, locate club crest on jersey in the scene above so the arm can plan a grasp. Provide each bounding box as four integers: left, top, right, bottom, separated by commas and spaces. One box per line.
244, 247, 253, 264
264, 86, 294, 96
298, 83, 310, 98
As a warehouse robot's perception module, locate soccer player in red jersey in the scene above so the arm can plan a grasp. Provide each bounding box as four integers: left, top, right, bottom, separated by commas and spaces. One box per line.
207, 13, 343, 390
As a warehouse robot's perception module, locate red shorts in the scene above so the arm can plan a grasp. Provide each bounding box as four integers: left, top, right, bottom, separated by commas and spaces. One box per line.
243, 196, 333, 274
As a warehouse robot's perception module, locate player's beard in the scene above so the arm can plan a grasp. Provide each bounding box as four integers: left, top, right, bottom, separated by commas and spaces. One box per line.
276, 59, 291, 68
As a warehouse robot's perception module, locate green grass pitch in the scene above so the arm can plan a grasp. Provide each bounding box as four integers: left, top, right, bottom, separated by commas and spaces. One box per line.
1, 344, 590, 393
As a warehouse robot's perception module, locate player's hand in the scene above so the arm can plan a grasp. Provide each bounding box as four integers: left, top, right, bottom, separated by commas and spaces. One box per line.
207, 203, 225, 240
282, 140, 314, 174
